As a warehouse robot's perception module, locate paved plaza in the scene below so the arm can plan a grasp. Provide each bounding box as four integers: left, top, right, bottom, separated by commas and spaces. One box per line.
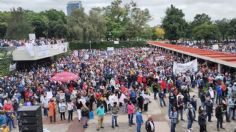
12, 90, 236, 132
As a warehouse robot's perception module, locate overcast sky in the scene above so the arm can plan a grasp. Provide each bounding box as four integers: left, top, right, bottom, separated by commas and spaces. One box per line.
0, 0, 236, 26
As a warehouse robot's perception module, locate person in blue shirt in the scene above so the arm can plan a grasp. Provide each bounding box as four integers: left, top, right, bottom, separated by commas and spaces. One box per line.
216, 85, 222, 104
136, 109, 143, 132
169, 107, 178, 132
0, 111, 7, 127
96, 105, 105, 131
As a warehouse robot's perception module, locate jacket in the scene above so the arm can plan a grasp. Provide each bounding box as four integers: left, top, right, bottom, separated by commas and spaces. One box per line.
111, 105, 119, 116
48, 101, 56, 117
0, 114, 7, 126
215, 106, 223, 119
169, 111, 177, 124
205, 100, 213, 113
136, 112, 143, 125
145, 120, 155, 132
128, 104, 135, 114
198, 113, 207, 126
186, 108, 195, 121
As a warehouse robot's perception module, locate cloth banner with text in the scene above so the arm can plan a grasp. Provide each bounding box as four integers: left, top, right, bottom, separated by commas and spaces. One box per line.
173, 59, 198, 75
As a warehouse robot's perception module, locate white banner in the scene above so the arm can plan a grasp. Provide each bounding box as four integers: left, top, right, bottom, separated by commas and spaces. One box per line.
46, 91, 53, 100
9, 63, 16, 71
25, 43, 35, 56
212, 44, 219, 50
173, 59, 198, 75
107, 47, 114, 51
29, 33, 36, 41
114, 41, 119, 44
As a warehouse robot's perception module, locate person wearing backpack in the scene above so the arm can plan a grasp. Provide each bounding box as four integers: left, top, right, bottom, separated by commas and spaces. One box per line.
215, 103, 225, 131
186, 104, 195, 132
198, 109, 207, 132
205, 98, 213, 122
145, 116, 155, 132
81, 104, 89, 128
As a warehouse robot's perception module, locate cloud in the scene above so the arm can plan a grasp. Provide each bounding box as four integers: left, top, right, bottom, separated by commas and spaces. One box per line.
0, 0, 236, 26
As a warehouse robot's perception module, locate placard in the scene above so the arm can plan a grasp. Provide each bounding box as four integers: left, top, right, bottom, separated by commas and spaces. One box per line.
46, 91, 53, 99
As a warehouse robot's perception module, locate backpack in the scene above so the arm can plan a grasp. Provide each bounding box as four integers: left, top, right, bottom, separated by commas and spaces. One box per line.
198, 114, 206, 125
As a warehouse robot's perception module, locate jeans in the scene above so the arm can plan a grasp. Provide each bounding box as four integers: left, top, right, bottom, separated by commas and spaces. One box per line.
137, 124, 142, 132
216, 95, 222, 104
154, 91, 158, 99
171, 123, 176, 132
68, 110, 73, 122
43, 108, 48, 117
217, 118, 223, 128
233, 108, 235, 119
144, 103, 148, 111
128, 114, 134, 125
60, 112, 65, 120
168, 104, 173, 117
160, 98, 166, 107
200, 125, 206, 132
207, 112, 212, 121
178, 109, 183, 120
112, 115, 118, 127
7, 117, 14, 131
187, 119, 193, 129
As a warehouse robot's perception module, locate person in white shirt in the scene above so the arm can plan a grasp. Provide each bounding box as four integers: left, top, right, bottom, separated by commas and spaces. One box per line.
67, 100, 74, 122
58, 99, 67, 120
41, 94, 49, 117
207, 87, 215, 103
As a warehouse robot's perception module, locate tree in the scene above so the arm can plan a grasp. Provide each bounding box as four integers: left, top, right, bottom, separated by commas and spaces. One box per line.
88, 8, 106, 41
192, 23, 220, 44
192, 13, 211, 27
67, 8, 90, 42
215, 19, 230, 41
162, 5, 187, 42
6, 7, 33, 40
42, 9, 67, 38
104, 0, 151, 40
155, 26, 165, 39
0, 23, 7, 38
140, 25, 153, 40
229, 19, 236, 41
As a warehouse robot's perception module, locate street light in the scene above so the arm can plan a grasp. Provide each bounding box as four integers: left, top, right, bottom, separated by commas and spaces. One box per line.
89, 41, 92, 51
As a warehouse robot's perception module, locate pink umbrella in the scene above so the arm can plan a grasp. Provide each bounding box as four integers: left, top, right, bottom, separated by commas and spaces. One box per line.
50, 71, 78, 82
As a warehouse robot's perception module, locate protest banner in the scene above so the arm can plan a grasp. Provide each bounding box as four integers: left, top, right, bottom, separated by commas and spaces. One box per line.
46, 91, 53, 100
173, 59, 198, 75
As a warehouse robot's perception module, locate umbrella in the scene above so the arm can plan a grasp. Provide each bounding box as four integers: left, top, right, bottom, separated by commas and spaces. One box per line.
50, 71, 78, 82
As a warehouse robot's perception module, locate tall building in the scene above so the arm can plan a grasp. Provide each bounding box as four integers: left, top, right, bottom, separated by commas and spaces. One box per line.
67, 1, 82, 15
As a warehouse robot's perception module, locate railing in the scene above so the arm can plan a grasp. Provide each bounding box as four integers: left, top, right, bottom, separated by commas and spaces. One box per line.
12, 42, 68, 61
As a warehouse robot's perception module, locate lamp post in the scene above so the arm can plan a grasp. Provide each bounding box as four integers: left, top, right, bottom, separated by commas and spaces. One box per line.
89, 41, 92, 51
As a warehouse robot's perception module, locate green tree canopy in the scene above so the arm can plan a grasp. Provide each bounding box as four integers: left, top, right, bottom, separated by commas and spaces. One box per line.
6, 7, 33, 40
162, 5, 187, 42
215, 18, 230, 41
192, 23, 220, 43
192, 13, 211, 27
229, 19, 236, 40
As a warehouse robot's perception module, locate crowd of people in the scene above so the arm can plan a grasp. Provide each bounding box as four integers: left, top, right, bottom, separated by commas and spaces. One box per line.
0, 46, 235, 132
180, 41, 236, 54
0, 39, 65, 47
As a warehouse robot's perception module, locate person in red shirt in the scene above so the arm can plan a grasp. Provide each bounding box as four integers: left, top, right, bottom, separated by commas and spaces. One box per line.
3, 101, 13, 112
161, 79, 167, 93
137, 75, 143, 84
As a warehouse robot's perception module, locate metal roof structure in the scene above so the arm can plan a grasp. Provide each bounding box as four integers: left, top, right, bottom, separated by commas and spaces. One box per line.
148, 41, 236, 68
